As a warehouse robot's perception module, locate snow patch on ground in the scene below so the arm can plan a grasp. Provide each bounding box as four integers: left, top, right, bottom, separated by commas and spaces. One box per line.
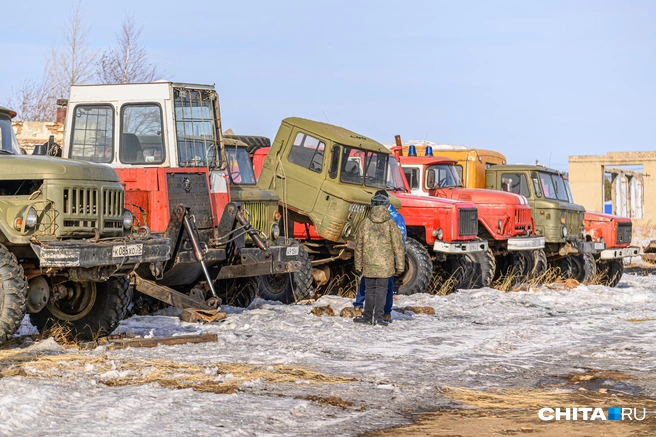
3, 274, 656, 436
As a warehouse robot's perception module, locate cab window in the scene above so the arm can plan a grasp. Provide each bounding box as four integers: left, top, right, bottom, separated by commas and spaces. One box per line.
455, 165, 464, 184
174, 89, 219, 168
69, 105, 114, 163
501, 173, 529, 197
403, 168, 420, 190
288, 132, 325, 173
120, 104, 165, 164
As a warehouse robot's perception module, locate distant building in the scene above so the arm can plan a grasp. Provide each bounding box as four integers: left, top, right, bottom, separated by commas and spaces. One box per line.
569, 152, 650, 225
12, 121, 64, 154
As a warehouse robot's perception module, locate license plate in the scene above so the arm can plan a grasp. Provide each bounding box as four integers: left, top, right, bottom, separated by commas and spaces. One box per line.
286, 246, 299, 256
112, 243, 143, 258
594, 242, 605, 250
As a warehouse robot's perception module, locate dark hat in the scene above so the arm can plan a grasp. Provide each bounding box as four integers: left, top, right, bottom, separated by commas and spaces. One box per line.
371, 190, 390, 206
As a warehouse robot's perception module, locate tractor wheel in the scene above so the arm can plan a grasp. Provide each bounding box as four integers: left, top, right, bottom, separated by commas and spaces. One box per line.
257, 241, 313, 303
470, 248, 496, 287
597, 259, 624, 287
394, 238, 433, 295
530, 249, 548, 280
220, 277, 258, 307
0, 244, 27, 343
561, 253, 596, 284
30, 277, 131, 341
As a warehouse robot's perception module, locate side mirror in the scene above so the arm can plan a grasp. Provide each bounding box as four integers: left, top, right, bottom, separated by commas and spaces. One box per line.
426, 170, 436, 190
32, 144, 47, 155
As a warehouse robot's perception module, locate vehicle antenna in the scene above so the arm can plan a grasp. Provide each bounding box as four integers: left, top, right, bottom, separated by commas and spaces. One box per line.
321, 110, 330, 123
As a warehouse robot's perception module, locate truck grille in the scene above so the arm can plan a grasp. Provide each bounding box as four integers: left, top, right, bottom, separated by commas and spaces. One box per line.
63, 187, 123, 231
458, 208, 478, 236
241, 201, 267, 235
514, 208, 532, 226
566, 211, 583, 237
616, 222, 632, 244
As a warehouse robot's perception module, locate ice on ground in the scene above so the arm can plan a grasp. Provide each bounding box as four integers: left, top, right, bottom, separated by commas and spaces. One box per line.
2, 273, 656, 436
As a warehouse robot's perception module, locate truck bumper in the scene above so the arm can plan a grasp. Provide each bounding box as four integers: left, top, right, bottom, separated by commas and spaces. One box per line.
215, 245, 303, 280
433, 240, 488, 254
600, 246, 640, 260
31, 237, 171, 268
507, 236, 545, 251
571, 241, 605, 254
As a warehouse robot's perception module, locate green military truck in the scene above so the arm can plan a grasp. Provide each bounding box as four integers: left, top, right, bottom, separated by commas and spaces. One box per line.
486, 164, 600, 282
0, 106, 170, 341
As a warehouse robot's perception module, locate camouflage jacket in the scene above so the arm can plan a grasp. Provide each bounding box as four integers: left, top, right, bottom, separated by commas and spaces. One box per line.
354, 205, 405, 278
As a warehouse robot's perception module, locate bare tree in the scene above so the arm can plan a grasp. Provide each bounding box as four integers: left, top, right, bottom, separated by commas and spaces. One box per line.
8, 75, 57, 122
48, 1, 97, 99
96, 14, 164, 84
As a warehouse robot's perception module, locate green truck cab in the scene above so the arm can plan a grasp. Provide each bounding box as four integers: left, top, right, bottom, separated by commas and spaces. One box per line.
257, 117, 412, 292
0, 106, 170, 342
486, 164, 601, 282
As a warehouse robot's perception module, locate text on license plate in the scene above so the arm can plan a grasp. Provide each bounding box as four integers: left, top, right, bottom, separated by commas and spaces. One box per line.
286, 246, 299, 256
112, 244, 143, 258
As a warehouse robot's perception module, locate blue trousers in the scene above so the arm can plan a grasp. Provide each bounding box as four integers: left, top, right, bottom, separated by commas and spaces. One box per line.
354, 276, 394, 315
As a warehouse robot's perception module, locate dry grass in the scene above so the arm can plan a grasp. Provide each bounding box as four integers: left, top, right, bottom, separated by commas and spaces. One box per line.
0, 351, 357, 396
320, 273, 358, 299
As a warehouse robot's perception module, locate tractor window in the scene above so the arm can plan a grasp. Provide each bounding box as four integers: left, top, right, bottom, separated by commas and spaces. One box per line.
225, 147, 256, 185
288, 132, 325, 173
120, 104, 164, 164
404, 168, 420, 190
340, 147, 388, 188
501, 173, 530, 197
69, 105, 114, 163
174, 89, 219, 168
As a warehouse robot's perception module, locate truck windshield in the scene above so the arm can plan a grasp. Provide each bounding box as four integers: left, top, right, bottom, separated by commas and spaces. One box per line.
539, 171, 570, 202
563, 177, 575, 203
225, 147, 256, 185
174, 88, 220, 168
425, 164, 462, 188
0, 114, 21, 155
386, 158, 407, 192
340, 146, 388, 188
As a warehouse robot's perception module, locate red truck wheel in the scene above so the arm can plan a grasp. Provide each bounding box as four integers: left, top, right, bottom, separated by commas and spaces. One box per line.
560, 253, 596, 284
395, 238, 433, 295
597, 259, 624, 287
470, 248, 496, 287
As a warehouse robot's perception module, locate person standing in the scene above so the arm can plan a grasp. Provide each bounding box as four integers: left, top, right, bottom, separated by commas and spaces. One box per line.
353, 192, 405, 326
353, 191, 406, 322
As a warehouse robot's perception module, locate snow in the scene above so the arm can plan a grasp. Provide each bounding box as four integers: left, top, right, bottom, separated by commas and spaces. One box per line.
2, 274, 656, 436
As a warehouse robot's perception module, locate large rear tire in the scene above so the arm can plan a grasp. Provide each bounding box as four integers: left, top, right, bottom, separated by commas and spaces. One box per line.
597, 259, 624, 287
394, 238, 432, 295
257, 241, 313, 303
0, 244, 27, 342
434, 254, 474, 294
30, 277, 131, 341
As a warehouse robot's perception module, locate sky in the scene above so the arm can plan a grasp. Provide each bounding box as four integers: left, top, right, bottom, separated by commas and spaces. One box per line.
2, 0, 655, 171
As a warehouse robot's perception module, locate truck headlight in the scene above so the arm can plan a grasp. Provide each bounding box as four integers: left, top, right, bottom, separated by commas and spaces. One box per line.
432, 228, 443, 240
15, 206, 38, 230
562, 226, 568, 237
271, 223, 280, 240
122, 210, 134, 230
343, 223, 352, 238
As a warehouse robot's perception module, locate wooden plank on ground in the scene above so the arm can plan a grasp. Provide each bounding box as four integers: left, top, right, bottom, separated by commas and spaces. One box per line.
106, 333, 218, 350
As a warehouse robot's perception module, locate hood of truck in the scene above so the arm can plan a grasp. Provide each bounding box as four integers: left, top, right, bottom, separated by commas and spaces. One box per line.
0, 156, 119, 182
230, 185, 280, 202
584, 210, 631, 224
395, 191, 461, 210
440, 187, 527, 206
321, 182, 401, 209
